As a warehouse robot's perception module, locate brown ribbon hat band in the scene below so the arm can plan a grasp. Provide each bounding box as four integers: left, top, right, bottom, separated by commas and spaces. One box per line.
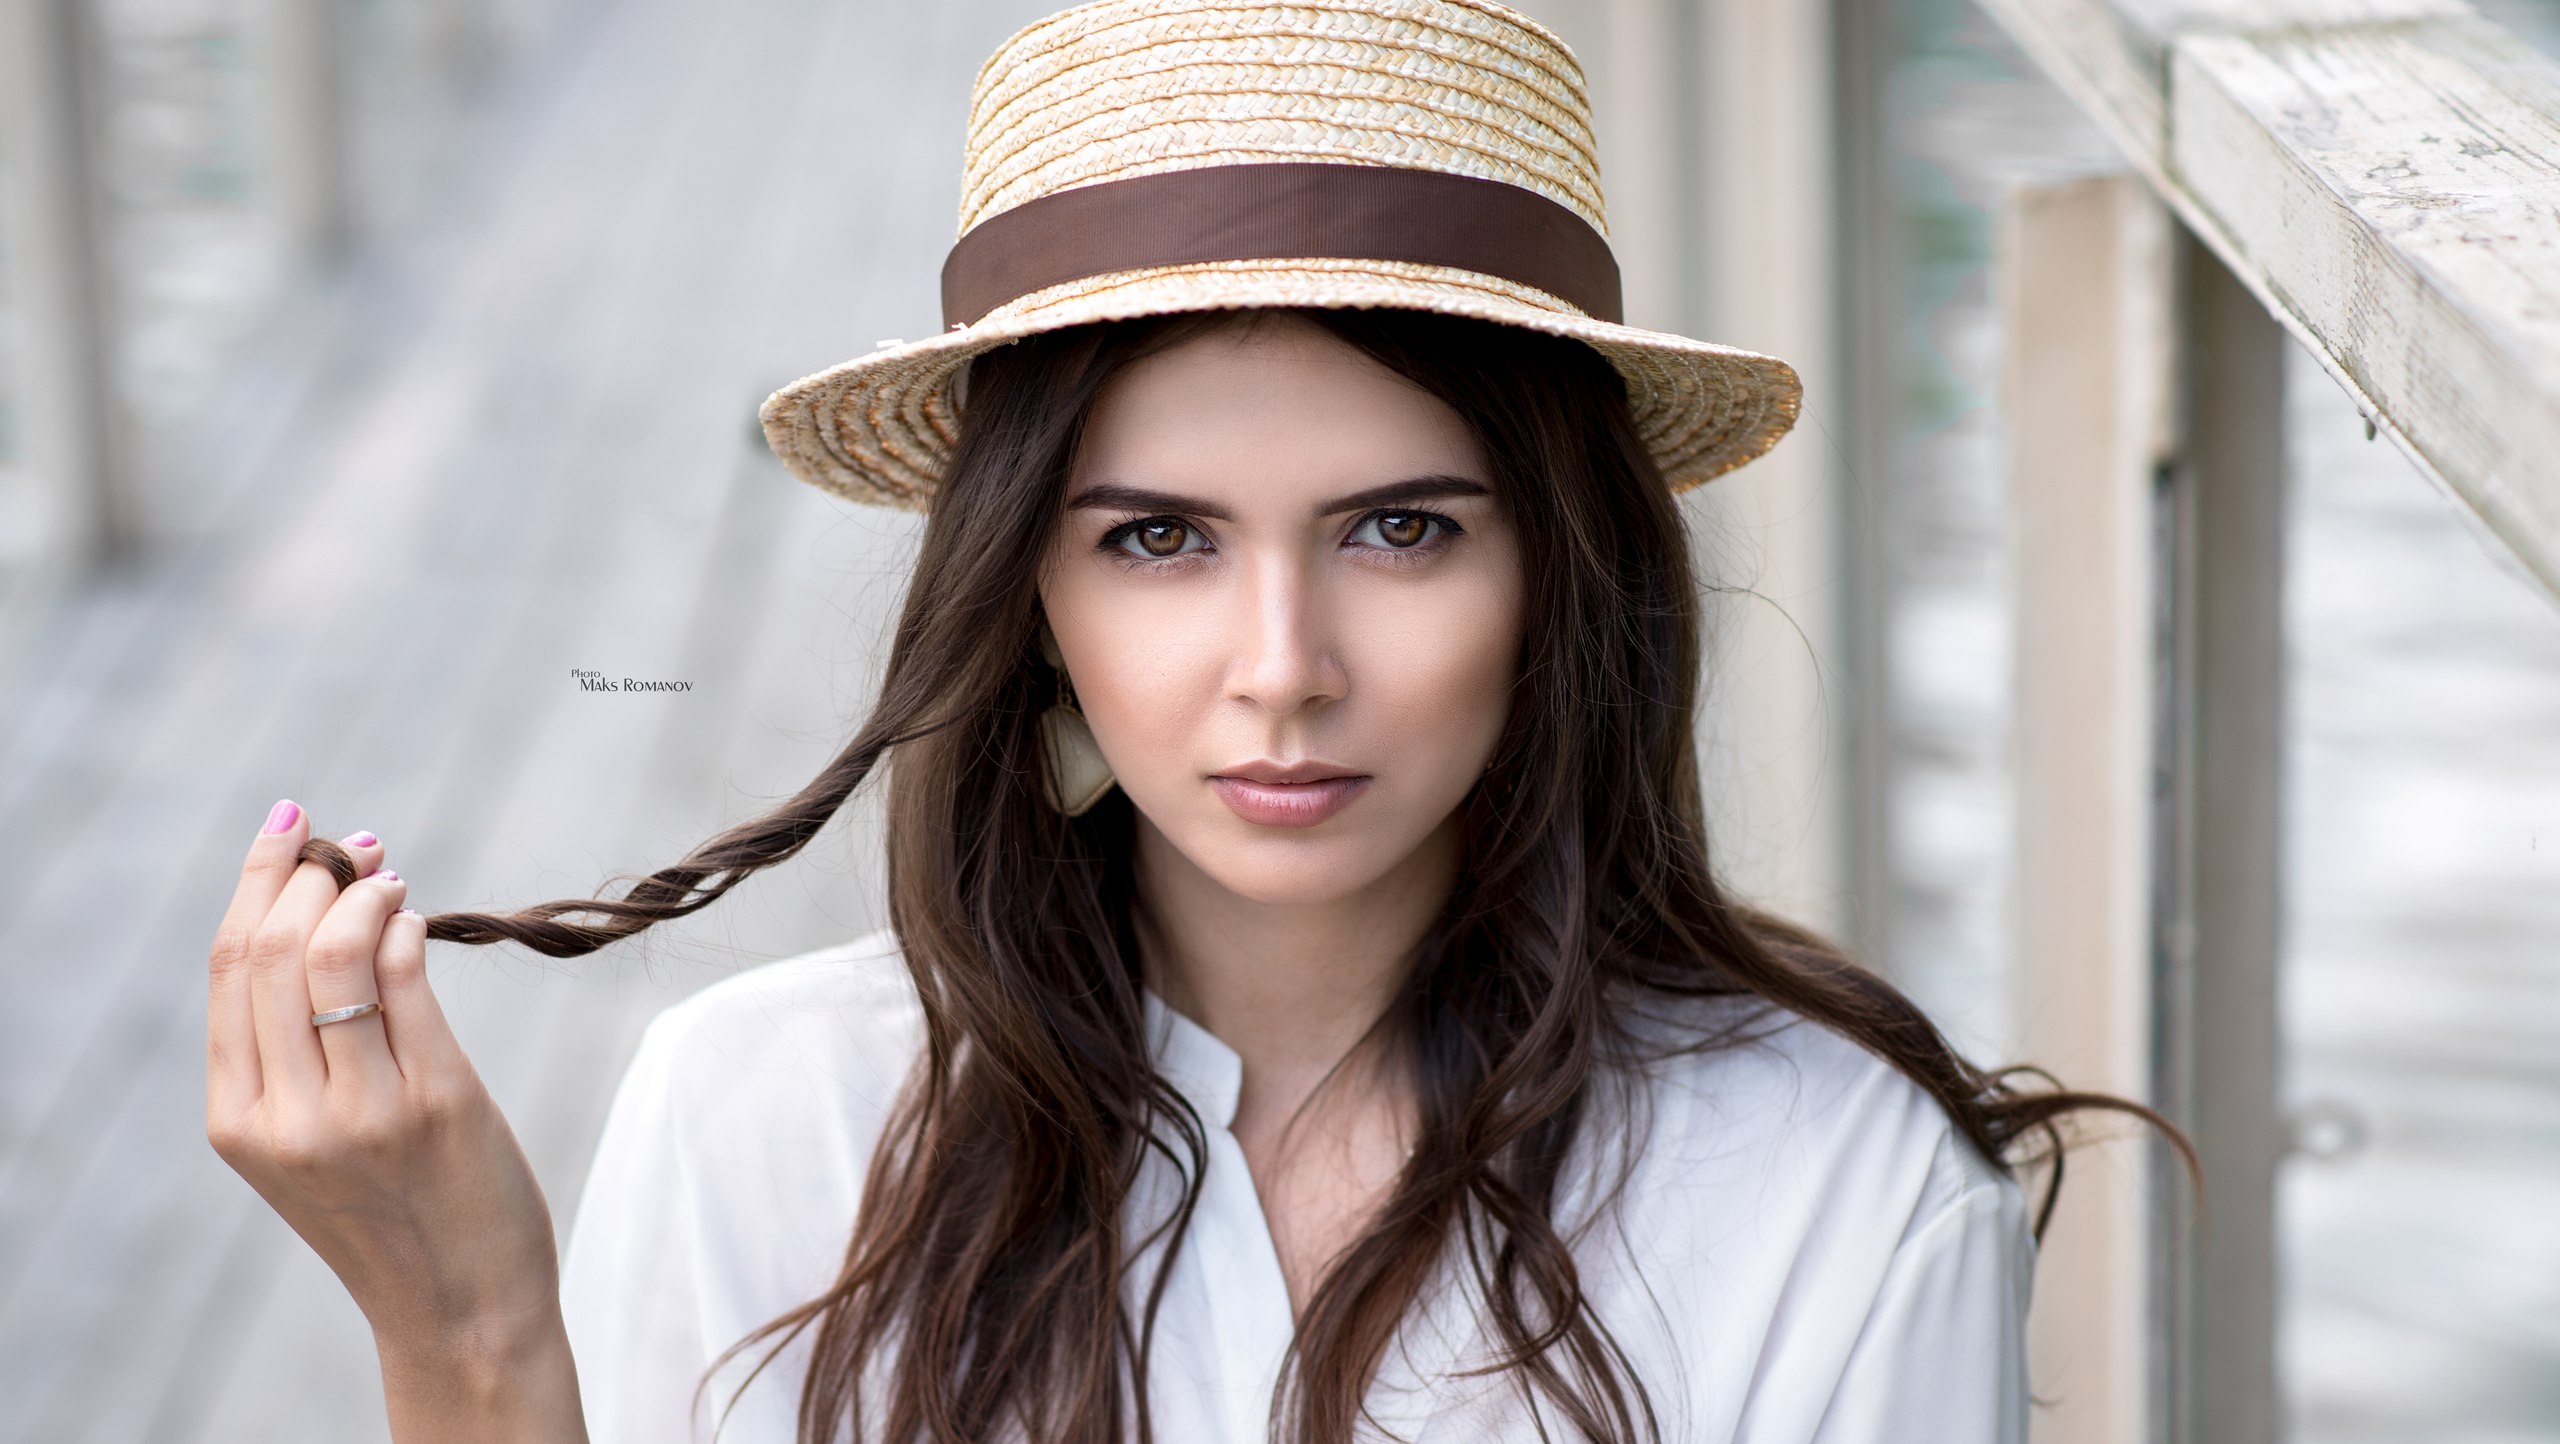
941, 163, 1626, 330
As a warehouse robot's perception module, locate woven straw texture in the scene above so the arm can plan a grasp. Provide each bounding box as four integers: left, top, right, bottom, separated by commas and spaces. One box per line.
761, 0, 1803, 508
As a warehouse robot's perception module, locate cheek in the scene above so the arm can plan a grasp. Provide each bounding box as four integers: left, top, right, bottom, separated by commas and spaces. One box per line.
1078, 628, 1226, 752
1039, 565, 1227, 754
1348, 565, 1522, 772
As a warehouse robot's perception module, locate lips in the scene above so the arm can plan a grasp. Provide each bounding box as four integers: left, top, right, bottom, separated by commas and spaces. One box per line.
1210, 762, 1371, 828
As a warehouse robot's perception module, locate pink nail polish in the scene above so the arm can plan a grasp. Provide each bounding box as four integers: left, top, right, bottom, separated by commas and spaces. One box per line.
345, 831, 379, 848
377, 870, 401, 883
261, 800, 300, 835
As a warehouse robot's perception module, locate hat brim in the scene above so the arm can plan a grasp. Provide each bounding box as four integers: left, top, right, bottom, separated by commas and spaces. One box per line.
758, 256, 1802, 509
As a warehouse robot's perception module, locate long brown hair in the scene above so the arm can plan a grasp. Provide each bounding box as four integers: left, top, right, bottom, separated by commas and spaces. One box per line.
326, 307, 2185, 1442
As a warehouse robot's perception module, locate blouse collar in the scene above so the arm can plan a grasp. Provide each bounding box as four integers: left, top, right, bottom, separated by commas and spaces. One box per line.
1142, 990, 1244, 1130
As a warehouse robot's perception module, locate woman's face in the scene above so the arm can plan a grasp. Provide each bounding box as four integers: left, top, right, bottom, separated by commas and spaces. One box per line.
1038, 317, 1524, 908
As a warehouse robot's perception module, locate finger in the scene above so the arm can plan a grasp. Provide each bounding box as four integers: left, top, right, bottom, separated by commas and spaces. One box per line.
306, 864, 407, 1087
297, 825, 387, 888
209, 800, 309, 1111
374, 910, 467, 1084
331, 828, 388, 883
247, 838, 374, 1098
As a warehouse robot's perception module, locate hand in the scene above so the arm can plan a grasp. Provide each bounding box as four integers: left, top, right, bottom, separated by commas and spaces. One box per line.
205, 801, 586, 1441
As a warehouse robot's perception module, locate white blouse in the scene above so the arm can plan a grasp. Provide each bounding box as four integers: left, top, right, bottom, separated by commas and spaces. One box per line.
560, 931, 2032, 1443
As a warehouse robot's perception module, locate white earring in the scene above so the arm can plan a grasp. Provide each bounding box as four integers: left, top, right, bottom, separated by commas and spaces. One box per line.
1038, 625, 1117, 817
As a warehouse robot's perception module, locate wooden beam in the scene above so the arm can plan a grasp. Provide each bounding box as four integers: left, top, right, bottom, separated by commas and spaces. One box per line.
1974, 0, 2560, 602
0, 0, 135, 565
2002, 173, 2176, 1444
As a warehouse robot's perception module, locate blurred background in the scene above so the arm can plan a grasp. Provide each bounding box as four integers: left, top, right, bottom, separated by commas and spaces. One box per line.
0, 0, 2553, 1441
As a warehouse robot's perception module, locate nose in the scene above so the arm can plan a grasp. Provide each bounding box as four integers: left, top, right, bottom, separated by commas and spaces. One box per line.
1228, 550, 1347, 716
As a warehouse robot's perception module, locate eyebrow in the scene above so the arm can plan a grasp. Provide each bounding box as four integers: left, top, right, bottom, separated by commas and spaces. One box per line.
1066, 474, 1492, 520
1067, 484, 1235, 520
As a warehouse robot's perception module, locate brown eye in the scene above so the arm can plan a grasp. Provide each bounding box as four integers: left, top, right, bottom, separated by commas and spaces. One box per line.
1109, 516, 1202, 560
1375, 512, 1429, 548
1354, 510, 1449, 551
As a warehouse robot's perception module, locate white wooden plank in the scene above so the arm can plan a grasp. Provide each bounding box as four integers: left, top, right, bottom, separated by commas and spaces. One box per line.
2173, 18, 2560, 599
1981, 0, 2470, 162
1974, 0, 2560, 600
2123, 0, 2464, 32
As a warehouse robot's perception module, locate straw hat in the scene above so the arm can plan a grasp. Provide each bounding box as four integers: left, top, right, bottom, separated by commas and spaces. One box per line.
759, 0, 1803, 509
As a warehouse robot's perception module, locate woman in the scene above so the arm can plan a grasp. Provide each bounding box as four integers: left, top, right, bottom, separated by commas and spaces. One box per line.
203, 3, 2171, 1441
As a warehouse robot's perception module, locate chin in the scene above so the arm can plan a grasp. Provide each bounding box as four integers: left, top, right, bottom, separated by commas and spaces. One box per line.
1185, 832, 1414, 908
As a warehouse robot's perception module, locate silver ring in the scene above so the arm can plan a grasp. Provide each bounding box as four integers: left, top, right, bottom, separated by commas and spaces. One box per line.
310, 1002, 383, 1028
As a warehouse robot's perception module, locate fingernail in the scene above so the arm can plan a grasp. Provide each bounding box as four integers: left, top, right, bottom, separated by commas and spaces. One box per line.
397, 906, 418, 916
345, 831, 379, 848
261, 800, 301, 835
377, 869, 401, 883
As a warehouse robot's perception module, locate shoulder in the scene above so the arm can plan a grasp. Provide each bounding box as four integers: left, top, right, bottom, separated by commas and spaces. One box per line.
564, 931, 920, 1438
584, 926, 924, 1260
627, 926, 923, 1114
1579, 995, 2033, 1434
1614, 991, 2013, 1216
1592, 991, 2029, 1315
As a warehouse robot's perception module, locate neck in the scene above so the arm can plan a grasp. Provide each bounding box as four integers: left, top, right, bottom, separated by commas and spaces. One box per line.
1133, 815, 1458, 1118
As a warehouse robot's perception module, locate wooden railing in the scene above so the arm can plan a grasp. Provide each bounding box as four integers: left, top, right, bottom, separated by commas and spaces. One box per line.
1980, 0, 2560, 600
1978, 3, 2560, 1443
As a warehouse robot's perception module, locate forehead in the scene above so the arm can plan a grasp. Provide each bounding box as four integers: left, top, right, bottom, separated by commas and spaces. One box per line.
1072, 318, 1487, 498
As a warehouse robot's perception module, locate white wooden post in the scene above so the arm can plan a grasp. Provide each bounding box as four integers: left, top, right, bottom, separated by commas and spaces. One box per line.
0, 0, 134, 566
1507, 0, 1692, 326
2002, 172, 2176, 1444
1519, 0, 1853, 938
2004, 184, 2285, 1444
1576, 0, 1686, 323
2156, 225, 2286, 1444
1829, 0, 1899, 963
250, 0, 353, 259
1687, 0, 1848, 934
